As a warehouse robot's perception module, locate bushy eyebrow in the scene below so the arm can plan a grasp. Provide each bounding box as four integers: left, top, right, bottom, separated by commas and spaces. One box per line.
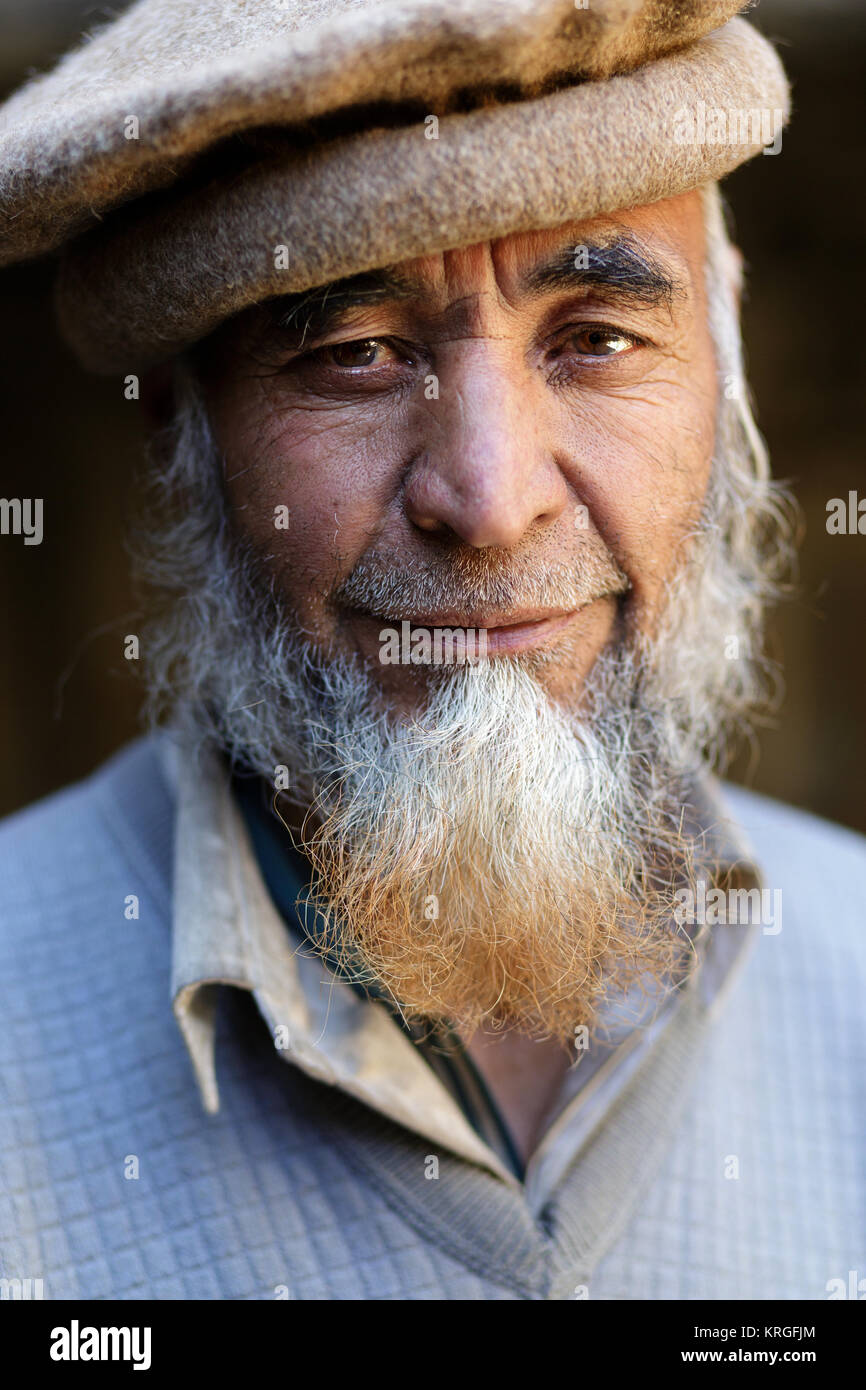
258, 233, 683, 351
262, 270, 415, 351
521, 235, 683, 308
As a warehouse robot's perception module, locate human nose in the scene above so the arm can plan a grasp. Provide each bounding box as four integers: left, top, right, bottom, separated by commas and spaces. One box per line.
402, 346, 570, 548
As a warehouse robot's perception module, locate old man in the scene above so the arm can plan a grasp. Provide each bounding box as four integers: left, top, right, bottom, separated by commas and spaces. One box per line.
0, 0, 863, 1302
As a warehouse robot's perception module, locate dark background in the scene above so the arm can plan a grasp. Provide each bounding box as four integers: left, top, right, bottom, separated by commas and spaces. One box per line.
1, 0, 864, 829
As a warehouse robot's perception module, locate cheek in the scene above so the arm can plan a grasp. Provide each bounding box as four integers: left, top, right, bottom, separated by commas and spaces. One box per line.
218, 385, 408, 624
557, 375, 716, 618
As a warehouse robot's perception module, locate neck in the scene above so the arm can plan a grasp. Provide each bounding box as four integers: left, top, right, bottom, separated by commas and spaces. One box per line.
460, 1026, 573, 1166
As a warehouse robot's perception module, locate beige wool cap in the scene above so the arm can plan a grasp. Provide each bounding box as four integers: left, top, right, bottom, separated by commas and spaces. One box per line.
0, 0, 790, 373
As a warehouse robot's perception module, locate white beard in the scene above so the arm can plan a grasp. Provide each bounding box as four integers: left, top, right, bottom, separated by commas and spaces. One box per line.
265, 642, 704, 1039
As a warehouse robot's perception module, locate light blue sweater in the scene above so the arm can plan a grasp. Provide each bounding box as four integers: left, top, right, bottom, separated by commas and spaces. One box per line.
0, 737, 863, 1299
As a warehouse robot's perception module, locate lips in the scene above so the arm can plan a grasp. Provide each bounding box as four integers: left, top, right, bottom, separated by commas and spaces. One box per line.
469, 609, 586, 655
352, 601, 602, 659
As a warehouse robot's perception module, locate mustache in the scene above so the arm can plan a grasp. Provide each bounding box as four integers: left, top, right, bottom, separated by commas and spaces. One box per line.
333, 545, 631, 623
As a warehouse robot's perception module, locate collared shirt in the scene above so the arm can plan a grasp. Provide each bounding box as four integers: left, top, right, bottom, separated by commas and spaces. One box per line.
164, 737, 763, 1216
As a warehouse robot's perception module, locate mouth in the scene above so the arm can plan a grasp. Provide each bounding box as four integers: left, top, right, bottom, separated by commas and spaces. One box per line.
429, 607, 587, 655
349, 602, 601, 659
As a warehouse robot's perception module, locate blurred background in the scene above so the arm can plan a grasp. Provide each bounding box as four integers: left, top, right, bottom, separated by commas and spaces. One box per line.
1, 0, 864, 830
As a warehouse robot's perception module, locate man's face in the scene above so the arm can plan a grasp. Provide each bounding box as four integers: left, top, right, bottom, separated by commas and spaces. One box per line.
200, 189, 716, 715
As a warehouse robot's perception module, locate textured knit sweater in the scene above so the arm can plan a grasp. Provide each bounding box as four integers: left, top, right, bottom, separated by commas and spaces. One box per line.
0, 736, 863, 1300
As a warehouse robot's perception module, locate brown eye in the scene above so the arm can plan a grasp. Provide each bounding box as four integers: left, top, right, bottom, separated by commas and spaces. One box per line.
567, 327, 636, 357
320, 339, 388, 368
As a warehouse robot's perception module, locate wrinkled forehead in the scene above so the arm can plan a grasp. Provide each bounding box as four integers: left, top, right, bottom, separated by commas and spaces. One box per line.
389, 193, 705, 300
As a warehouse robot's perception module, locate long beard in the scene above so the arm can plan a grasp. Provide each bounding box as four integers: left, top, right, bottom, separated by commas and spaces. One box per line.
285, 649, 700, 1041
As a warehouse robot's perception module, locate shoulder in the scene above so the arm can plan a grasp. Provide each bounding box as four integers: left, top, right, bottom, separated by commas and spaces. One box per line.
717, 779, 866, 973
0, 735, 176, 948
719, 779, 866, 879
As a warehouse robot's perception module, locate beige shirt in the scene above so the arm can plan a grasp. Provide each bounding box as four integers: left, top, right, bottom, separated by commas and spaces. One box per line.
163, 737, 762, 1219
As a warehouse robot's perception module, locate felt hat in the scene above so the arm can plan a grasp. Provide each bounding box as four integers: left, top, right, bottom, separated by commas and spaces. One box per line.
0, 0, 790, 372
